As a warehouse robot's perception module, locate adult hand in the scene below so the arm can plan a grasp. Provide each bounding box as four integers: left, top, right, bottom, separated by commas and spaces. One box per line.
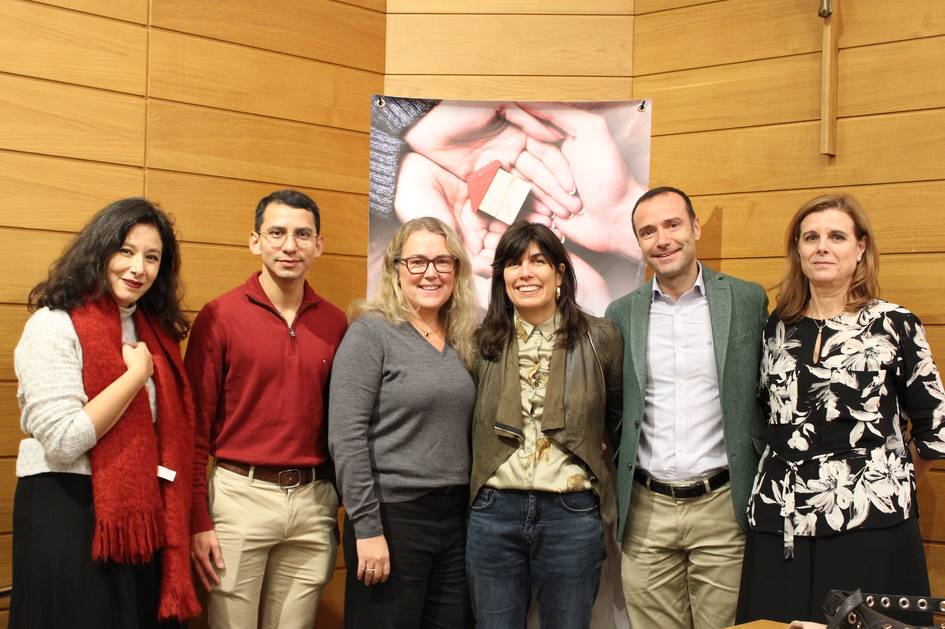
519, 103, 646, 260
122, 342, 152, 381
356, 535, 391, 586
403, 102, 582, 218
394, 152, 507, 278
191, 529, 225, 591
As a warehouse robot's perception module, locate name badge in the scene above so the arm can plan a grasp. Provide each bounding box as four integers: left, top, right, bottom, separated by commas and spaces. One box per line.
158, 465, 177, 482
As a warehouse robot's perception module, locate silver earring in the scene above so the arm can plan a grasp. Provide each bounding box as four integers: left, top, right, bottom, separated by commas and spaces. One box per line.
857, 255, 862, 262
555, 286, 561, 300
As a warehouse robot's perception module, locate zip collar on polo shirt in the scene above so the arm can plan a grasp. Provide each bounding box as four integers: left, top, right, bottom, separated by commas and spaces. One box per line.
240, 272, 323, 318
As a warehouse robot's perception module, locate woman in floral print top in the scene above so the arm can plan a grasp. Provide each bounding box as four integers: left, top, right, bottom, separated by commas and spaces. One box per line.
736, 194, 945, 626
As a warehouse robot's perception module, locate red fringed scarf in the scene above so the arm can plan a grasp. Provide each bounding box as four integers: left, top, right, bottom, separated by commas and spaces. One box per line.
70, 297, 200, 621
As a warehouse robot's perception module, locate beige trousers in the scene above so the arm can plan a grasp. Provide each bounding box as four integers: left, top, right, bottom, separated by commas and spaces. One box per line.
207, 465, 338, 629
621, 481, 744, 629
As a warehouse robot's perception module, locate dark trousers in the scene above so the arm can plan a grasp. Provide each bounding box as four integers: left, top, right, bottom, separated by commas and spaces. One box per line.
342, 488, 472, 629
736, 518, 932, 626
10, 472, 183, 629
465, 488, 605, 629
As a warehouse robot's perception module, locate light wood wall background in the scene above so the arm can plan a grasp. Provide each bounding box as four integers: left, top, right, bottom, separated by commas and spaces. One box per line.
0, 0, 943, 626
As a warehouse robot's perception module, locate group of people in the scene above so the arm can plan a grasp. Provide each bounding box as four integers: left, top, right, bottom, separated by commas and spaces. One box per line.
9, 184, 945, 629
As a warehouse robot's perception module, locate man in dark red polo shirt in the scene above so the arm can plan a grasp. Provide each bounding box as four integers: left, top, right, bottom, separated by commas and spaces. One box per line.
185, 189, 347, 629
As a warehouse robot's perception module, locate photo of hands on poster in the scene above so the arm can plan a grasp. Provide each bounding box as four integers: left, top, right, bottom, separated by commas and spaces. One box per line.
368, 97, 651, 316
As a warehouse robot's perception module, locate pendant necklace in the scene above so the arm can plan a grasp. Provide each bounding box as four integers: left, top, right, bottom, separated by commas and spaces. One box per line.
812, 318, 828, 363
411, 320, 442, 339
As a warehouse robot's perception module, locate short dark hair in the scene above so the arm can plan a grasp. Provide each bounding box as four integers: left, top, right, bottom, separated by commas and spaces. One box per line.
254, 189, 321, 233
478, 221, 588, 361
630, 186, 696, 231
28, 197, 189, 339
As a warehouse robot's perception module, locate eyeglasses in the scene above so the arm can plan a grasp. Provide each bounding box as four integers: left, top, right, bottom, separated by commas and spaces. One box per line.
395, 255, 458, 274
255, 227, 318, 248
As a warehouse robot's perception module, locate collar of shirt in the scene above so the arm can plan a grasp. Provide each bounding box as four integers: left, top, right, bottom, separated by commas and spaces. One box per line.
652, 262, 706, 304
514, 310, 558, 344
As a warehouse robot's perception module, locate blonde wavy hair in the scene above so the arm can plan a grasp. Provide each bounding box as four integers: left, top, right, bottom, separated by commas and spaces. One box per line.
776, 194, 879, 323
349, 217, 478, 367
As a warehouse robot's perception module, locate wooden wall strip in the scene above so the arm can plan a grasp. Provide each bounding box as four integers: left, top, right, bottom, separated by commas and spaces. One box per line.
0, 307, 31, 381
384, 75, 633, 101
385, 15, 633, 76
840, 36, 945, 117
0, 151, 143, 232
147, 170, 368, 257
716, 254, 945, 325
635, 54, 820, 135
178, 243, 365, 313
634, 0, 818, 76
336, 0, 385, 13
149, 30, 380, 133
927, 542, 944, 598
651, 110, 945, 196
0, 74, 144, 166
150, 0, 384, 73
0, 0, 146, 94
0, 459, 13, 533
635, 0, 718, 14
0, 383, 20, 457
843, 0, 945, 48
691, 181, 945, 260
0, 533, 10, 589
919, 470, 944, 543
0, 230, 70, 306
31, 0, 147, 23
146, 100, 369, 195
387, 0, 633, 14
638, 36, 945, 136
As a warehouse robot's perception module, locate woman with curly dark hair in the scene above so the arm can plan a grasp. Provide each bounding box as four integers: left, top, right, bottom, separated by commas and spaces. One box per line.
10, 198, 200, 628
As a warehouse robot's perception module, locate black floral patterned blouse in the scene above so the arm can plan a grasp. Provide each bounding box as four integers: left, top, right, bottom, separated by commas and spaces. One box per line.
747, 300, 945, 557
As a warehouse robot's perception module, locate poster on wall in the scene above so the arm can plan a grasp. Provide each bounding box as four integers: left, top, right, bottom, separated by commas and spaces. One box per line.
367, 97, 651, 317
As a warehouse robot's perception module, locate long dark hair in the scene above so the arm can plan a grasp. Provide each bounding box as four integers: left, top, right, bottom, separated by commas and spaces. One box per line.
478, 221, 588, 361
28, 197, 190, 339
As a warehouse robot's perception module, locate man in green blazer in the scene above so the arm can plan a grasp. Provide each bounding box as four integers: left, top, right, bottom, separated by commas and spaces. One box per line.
605, 186, 768, 629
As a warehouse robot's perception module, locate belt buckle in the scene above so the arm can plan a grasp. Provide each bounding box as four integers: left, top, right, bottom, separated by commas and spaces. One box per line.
277, 468, 302, 490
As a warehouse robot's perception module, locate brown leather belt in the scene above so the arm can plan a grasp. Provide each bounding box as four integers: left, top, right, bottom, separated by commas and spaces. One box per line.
634, 468, 729, 500
217, 459, 331, 489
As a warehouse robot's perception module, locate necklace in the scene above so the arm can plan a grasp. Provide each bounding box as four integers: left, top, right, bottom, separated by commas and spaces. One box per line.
812, 318, 828, 363
410, 320, 442, 339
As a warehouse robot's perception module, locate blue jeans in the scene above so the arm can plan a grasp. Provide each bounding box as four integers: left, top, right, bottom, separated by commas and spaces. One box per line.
465, 488, 604, 629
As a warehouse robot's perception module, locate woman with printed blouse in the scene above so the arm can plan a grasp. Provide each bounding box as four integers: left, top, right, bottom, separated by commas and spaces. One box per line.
328, 217, 479, 628
736, 195, 945, 626
466, 221, 622, 629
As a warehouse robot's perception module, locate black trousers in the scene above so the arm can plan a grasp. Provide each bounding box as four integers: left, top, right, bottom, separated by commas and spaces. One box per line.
736, 518, 932, 626
10, 472, 183, 629
342, 487, 473, 629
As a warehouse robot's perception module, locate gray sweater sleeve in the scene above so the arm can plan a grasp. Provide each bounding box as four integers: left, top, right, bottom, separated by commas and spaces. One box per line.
328, 318, 387, 538
15, 308, 97, 471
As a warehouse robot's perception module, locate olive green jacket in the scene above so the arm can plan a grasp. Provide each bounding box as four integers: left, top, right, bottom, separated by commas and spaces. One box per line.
605, 266, 768, 541
470, 316, 623, 526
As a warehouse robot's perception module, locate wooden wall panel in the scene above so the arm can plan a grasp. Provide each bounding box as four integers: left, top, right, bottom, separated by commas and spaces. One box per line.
692, 181, 945, 260
840, 36, 945, 117
151, 0, 384, 73
635, 54, 820, 135
386, 15, 633, 76
149, 30, 380, 132
146, 100, 368, 195
337, 0, 384, 12
928, 543, 945, 599
31, 0, 147, 23
634, 0, 818, 76
651, 110, 945, 196
0, 459, 14, 533
0, 230, 69, 305
0, 0, 146, 94
843, 0, 945, 48
0, 74, 144, 166
309, 254, 367, 311
0, 151, 143, 232
147, 171, 368, 256
0, 307, 31, 382
387, 0, 633, 13
384, 76, 633, 101
919, 470, 945, 543
0, 384, 20, 458
0, 534, 10, 589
